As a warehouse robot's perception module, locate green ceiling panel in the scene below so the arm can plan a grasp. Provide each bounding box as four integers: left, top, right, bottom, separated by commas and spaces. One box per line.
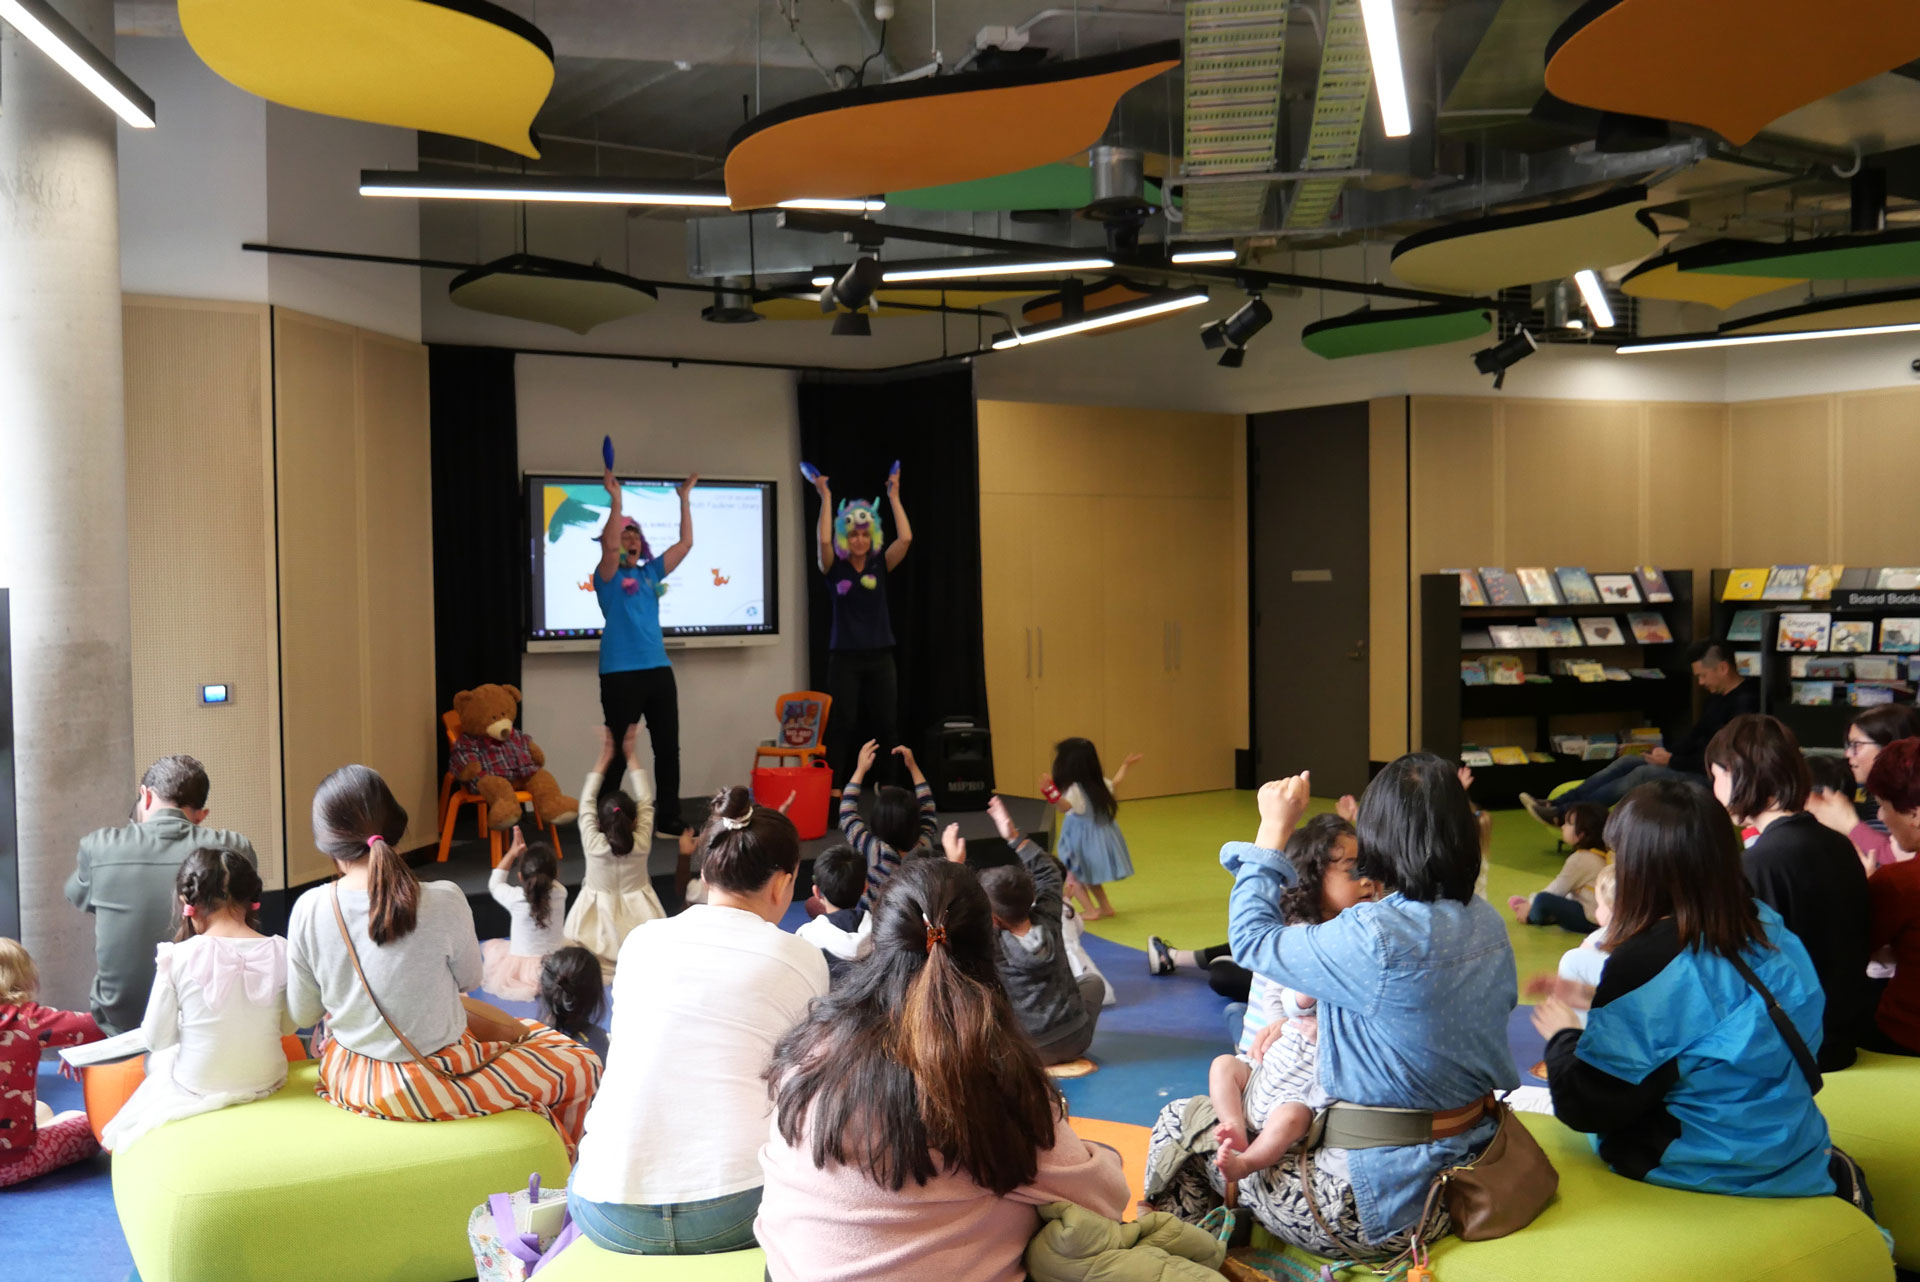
889, 162, 1163, 212
1687, 229, 1920, 281
1301, 304, 1494, 358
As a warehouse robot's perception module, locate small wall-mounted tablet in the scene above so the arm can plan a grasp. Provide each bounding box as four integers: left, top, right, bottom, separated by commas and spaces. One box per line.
200, 684, 232, 706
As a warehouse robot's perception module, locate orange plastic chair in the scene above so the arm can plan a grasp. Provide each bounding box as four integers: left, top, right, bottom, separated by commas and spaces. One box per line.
437, 710, 556, 866
83, 1035, 308, 1141
753, 692, 833, 769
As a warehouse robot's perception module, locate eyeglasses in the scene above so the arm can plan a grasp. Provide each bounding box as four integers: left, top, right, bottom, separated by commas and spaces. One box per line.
1844, 739, 1875, 754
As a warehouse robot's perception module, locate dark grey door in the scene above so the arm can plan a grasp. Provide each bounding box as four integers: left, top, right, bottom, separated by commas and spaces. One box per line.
1250, 403, 1373, 797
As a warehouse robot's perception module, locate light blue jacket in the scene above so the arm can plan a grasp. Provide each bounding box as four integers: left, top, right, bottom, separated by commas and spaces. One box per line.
1222, 840, 1519, 1243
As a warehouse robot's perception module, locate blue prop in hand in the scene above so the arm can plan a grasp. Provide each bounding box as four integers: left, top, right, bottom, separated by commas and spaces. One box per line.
889, 459, 901, 477
799, 461, 821, 483
602, 435, 615, 469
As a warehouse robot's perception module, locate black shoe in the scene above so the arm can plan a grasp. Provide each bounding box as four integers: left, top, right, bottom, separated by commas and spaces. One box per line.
1147, 935, 1175, 976
1518, 793, 1560, 830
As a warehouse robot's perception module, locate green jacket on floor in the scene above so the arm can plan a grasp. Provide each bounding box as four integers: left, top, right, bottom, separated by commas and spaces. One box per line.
1025, 1200, 1228, 1282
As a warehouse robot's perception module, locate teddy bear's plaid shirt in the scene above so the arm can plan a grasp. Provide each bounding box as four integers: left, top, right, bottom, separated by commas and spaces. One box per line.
450, 730, 537, 789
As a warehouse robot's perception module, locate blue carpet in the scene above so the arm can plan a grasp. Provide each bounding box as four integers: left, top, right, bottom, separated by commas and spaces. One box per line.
14, 1062, 131, 1282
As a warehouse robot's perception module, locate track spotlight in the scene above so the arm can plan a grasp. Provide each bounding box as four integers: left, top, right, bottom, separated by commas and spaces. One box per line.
1472, 327, 1537, 389
1217, 347, 1246, 368
831, 311, 872, 337
1199, 295, 1272, 365
820, 257, 883, 317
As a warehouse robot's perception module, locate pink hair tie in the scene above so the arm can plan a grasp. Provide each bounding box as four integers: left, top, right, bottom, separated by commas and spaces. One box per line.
182, 905, 196, 918
366, 835, 383, 850
250, 902, 261, 911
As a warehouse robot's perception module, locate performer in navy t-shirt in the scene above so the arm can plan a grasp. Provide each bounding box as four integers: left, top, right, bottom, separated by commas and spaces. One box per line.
811, 465, 913, 783
596, 466, 696, 833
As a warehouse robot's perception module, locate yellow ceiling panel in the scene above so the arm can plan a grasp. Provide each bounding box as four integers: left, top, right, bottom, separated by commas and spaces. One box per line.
1391, 189, 1660, 295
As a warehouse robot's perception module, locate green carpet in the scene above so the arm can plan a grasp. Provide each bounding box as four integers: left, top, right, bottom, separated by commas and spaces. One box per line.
1087, 792, 1580, 1002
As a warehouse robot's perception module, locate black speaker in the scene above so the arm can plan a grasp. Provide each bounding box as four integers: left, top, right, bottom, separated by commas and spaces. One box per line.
923, 717, 994, 811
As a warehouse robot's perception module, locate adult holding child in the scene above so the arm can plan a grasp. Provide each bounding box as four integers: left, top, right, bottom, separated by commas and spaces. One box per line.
1806, 704, 1920, 870
810, 461, 912, 782
1861, 738, 1920, 1056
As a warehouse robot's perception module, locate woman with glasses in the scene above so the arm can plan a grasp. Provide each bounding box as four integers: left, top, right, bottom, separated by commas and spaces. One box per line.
1808, 705, 1920, 870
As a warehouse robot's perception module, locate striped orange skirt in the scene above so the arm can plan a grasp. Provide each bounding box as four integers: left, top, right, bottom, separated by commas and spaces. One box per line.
316, 1020, 601, 1159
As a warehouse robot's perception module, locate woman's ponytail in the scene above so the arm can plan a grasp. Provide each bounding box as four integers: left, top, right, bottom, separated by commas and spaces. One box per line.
364, 836, 420, 944
519, 843, 559, 929
313, 765, 417, 944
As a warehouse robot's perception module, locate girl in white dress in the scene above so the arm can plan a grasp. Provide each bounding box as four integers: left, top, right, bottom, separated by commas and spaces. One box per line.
564, 726, 665, 978
103, 848, 293, 1152
480, 830, 568, 1001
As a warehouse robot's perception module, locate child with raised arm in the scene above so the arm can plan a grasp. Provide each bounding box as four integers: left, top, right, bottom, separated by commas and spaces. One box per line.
481, 829, 568, 1001
839, 738, 937, 907
566, 725, 665, 978
1042, 740, 1140, 920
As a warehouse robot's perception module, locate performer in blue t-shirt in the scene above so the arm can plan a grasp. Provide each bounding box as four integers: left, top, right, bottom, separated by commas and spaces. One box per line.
811, 465, 913, 782
596, 466, 697, 833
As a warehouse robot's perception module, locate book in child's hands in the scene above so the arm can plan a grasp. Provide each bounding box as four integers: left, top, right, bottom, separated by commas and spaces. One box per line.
1626, 612, 1673, 644
1777, 613, 1832, 652
1881, 618, 1920, 653
1461, 659, 1488, 686
1723, 568, 1770, 600
1830, 621, 1875, 653
1461, 629, 1495, 650
1578, 616, 1627, 646
1595, 574, 1641, 605
1536, 617, 1582, 647
1488, 746, 1529, 766
1876, 568, 1920, 590
1735, 652, 1761, 677
1478, 567, 1527, 606
1488, 625, 1524, 648
1792, 681, 1835, 706
1487, 655, 1525, 685
1726, 609, 1769, 642
1763, 565, 1810, 601
1804, 565, 1845, 600
1448, 569, 1488, 606
1635, 566, 1674, 603
1554, 567, 1601, 605
1516, 567, 1560, 605
58, 1026, 148, 1068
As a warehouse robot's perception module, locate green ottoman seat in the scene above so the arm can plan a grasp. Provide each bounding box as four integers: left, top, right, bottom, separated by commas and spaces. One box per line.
540, 1241, 768, 1280
1819, 1049, 1920, 1269
1254, 1112, 1890, 1281
113, 1061, 570, 1282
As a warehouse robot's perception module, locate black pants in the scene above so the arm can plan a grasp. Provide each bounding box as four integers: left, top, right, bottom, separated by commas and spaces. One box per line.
1527, 892, 1599, 934
601, 665, 682, 832
825, 648, 899, 784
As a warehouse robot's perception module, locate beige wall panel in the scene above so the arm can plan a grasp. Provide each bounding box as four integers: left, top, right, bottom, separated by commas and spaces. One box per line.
123, 299, 284, 887
977, 400, 1236, 497
1499, 400, 1641, 569
1837, 388, 1920, 565
275, 310, 364, 886
1645, 403, 1729, 638
1369, 397, 1409, 762
1408, 397, 1500, 571
1729, 397, 1832, 564
1231, 416, 1250, 751
977, 400, 1094, 495
357, 334, 438, 843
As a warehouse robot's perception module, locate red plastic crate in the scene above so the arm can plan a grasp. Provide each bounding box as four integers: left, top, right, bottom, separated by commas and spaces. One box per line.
752, 760, 834, 840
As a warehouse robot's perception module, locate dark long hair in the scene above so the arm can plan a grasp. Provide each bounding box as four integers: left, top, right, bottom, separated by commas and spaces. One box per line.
313, 765, 417, 945
1353, 752, 1481, 903
869, 785, 922, 855
700, 786, 802, 893
1561, 802, 1609, 854
767, 860, 1060, 1195
1706, 713, 1811, 820
173, 847, 264, 942
1604, 778, 1768, 961
1051, 738, 1116, 822
599, 786, 639, 856
519, 842, 559, 929
1276, 814, 1357, 926
538, 945, 606, 1035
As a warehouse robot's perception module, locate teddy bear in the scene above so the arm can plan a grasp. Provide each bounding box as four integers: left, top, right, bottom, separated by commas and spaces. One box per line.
449, 684, 578, 830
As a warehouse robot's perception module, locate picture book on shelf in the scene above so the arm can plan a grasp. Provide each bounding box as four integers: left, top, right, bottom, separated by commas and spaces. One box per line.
1537, 617, 1582, 647
1762, 565, 1809, 601
1626, 612, 1673, 644
1461, 629, 1494, 649
1554, 567, 1601, 604
1776, 613, 1832, 652
1460, 746, 1494, 768
1722, 568, 1770, 601
1805, 656, 1853, 679
1516, 567, 1560, 605
1461, 659, 1488, 686
1736, 652, 1761, 677
1790, 655, 1809, 677
1518, 626, 1554, 648
1488, 746, 1529, 766
1487, 655, 1526, 685
1527, 751, 1555, 764
1629, 667, 1667, 680
1875, 568, 1920, 591
1583, 739, 1620, 760
1804, 565, 1844, 600
1792, 681, 1835, 706
1851, 685, 1898, 707
1524, 673, 1553, 684
1595, 574, 1641, 605
1478, 567, 1526, 606
1570, 660, 1610, 683
1726, 609, 1769, 642
1881, 619, 1920, 653
1854, 656, 1901, 682
1837, 567, 1873, 590
1448, 569, 1487, 606
1577, 615, 1627, 646
1603, 666, 1632, 681
1488, 625, 1524, 648
1830, 621, 1875, 653
1635, 567, 1673, 603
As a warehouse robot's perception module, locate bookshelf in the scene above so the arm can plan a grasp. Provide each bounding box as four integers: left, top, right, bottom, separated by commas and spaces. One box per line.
1419, 570, 1695, 807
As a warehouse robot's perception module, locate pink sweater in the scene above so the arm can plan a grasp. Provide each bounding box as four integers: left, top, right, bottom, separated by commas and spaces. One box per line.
756, 1112, 1130, 1282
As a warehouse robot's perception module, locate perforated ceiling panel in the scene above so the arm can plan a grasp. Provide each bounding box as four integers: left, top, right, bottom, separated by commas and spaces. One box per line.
1180, 0, 1288, 234
1285, 0, 1371, 230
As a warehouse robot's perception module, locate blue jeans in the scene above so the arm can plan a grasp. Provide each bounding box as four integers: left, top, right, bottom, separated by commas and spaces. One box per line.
568, 1184, 762, 1255
1554, 758, 1699, 809
1527, 891, 1598, 934
1224, 1002, 1247, 1049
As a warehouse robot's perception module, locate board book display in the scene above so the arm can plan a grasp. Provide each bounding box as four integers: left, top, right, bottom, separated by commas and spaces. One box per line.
1594, 574, 1641, 605
1516, 567, 1560, 605
1478, 567, 1526, 606
1635, 567, 1673, 603
1554, 567, 1601, 604
1626, 612, 1673, 644
1776, 613, 1832, 652
1762, 565, 1809, 601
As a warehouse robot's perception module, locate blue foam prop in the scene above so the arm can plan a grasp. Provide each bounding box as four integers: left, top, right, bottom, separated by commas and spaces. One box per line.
601, 435, 614, 469
889, 458, 901, 477
799, 461, 821, 483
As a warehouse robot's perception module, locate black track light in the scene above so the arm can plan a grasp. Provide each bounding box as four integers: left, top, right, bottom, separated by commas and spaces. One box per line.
1201, 295, 1271, 367
819, 256, 883, 316
1217, 347, 1246, 368
1472, 327, 1537, 389
831, 310, 872, 337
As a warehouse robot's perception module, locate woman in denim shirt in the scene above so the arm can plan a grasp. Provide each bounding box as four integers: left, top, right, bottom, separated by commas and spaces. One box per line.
1148, 754, 1517, 1256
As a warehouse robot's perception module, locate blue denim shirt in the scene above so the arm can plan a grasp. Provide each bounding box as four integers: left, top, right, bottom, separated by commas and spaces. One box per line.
1222, 840, 1519, 1243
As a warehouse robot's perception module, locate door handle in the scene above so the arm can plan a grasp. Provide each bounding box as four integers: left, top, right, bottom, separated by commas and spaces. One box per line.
1163, 621, 1171, 672
1176, 621, 1183, 671
1347, 638, 1367, 661
1025, 627, 1032, 679
1037, 627, 1044, 679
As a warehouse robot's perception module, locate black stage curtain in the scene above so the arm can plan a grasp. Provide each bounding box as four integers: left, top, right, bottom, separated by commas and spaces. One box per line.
797, 367, 988, 771
428, 346, 523, 775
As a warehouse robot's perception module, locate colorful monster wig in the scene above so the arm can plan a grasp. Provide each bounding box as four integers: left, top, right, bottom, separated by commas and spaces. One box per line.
605, 513, 652, 565
832, 498, 885, 560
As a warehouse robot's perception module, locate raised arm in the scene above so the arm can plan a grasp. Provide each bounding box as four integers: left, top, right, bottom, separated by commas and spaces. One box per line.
577, 727, 613, 850
1110, 752, 1143, 792
595, 467, 623, 585
659, 474, 698, 577
991, 796, 1065, 923
884, 465, 912, 571
813, 473, 835, 575
895, 746, 938, 849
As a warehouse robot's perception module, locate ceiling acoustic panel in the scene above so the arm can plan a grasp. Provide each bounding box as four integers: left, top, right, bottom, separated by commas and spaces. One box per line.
1718, 287, 1920, 337
724, 43, 1180, 211
1180, 0, 1288, 235
751, 287, 1039, 321
1389, 187, 1658, 295
888, 162, 1162, 213
1543, 0, 1920, 146
448, 255, 657, 333
1681, 228, 1920, 281
1619, 250, 1802, 309
1300, 304, 1494, 358
180, 0, 554, 158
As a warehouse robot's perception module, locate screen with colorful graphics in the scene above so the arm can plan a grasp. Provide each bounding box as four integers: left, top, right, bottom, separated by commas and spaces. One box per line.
526, 474, 777, 642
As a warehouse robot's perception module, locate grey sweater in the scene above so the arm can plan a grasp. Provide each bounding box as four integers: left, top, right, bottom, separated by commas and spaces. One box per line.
996, 837, 1093, 1052
287, 881, 482, 1062
65, 810, 258, 1034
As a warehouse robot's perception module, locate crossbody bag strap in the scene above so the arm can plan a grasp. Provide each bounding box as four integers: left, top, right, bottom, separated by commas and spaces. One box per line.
328, 880, 518, 1080
1726, 950, 1823, 1094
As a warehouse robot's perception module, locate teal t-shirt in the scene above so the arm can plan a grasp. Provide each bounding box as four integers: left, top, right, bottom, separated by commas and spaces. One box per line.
595, 559, 670, 674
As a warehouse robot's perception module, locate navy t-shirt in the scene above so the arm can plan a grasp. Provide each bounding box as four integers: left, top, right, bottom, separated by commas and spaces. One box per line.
825, 555, 895, 651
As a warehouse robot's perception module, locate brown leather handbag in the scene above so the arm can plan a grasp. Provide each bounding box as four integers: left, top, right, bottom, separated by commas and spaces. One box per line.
1430, 1097, 1559, 1240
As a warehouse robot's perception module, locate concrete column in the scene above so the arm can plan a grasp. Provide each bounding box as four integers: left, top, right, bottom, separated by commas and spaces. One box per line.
0, 0, 135, 1007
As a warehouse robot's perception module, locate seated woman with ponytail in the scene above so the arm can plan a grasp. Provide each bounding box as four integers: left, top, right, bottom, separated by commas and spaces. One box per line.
567, 786, 829, 1256
286, 765, 601, 1156
756, 859, 1129, 1282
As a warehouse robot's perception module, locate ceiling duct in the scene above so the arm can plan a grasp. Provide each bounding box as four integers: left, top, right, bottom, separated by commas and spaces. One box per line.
1285, 0, 1373, 230
701, 277, 761, 324
1180, 0, 1289, 235
1085, 144, 1148, 218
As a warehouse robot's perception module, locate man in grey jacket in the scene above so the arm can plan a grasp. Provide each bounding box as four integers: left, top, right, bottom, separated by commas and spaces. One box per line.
64, 754, 258, 1033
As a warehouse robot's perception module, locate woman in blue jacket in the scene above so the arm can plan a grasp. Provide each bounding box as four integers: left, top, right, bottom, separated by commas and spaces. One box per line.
1536, 778, 1837, 1198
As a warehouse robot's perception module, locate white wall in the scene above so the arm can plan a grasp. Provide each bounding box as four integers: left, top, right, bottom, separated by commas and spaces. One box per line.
513, 354, 805, 805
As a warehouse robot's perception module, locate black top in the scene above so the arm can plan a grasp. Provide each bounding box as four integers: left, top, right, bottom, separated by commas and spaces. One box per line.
825, 554, 896, 651
1667, 678, 1761, 775
1743, 810, 1872, 1071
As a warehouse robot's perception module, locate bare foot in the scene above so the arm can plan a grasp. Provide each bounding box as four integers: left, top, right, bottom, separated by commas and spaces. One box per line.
1508, 894, 1530, 924
1216, 1148, 1262, 1182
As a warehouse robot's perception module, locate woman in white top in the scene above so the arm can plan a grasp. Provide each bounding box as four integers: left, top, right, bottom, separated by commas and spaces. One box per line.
568, 786, 829, 1256
103, 848, 293, 1151
286, 765, 601, 1156
566, 725, 665, 978
481, 829, 569, 1000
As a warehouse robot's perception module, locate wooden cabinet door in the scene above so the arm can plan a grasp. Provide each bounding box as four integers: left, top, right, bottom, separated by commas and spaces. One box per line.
1163, 496, 1237, 794
1030, 495, 1105, 789
1099, 495, 1177, 798
979, 492, 1037, 794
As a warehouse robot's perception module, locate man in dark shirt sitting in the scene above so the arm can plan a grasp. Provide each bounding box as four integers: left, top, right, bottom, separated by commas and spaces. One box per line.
1522, 640, 1759, 826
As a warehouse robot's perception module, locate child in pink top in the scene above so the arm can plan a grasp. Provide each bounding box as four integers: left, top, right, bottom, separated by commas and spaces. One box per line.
756, 857, 1128, 1282
0, 937, 105, 1185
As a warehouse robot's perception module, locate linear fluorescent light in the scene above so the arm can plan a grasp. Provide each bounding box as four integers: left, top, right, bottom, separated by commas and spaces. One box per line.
778, 198, 886, 212
992, 291, 1210, 350
809, 275, 836, 288
1358, 0, 1411, 139
1171, 247, 1238, 264
1618, 319, 1920, 354
1574, 269, 1614, 329
0, 0, 155, 128
882, 256, 1114, 284
359, 171, 733, 207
